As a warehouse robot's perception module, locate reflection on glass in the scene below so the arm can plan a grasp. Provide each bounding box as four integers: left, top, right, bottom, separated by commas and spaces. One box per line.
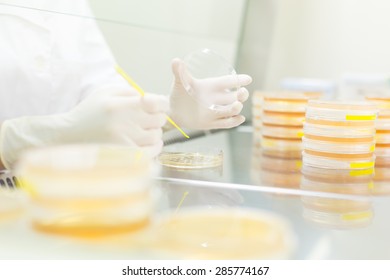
0, 188, 25, 224
157, 145, 243, 208
372, 159, 390, 195
301, 165, 373, 229
251, 148, 302, 190
149, 207, 296, 260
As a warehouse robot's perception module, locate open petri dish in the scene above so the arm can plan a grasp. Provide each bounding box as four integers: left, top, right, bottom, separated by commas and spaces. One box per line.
180, 48, 239, 111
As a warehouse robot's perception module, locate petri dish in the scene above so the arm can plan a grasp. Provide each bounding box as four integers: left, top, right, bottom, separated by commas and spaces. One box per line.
158, 147, 223, 170
375, 119, 390, 130
302, 151, 375, 170
262, 124, 303, 140
374, 144, 390, 156
158, 146, 223, 181
262, 111, 305, 126
262, 91, 322, 113
305, 100, 378, 122
304, 121, 376, 138
16, 144, 154, 238
180, 48, 238, 111
261, 136, 302, 158
302, 136, 375, 154
365, 93, 390, 113
375, 131, 390, 144
149, 207, 296, 259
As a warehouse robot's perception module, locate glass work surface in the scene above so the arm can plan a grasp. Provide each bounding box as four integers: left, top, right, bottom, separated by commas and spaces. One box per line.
1, 126, 390, 259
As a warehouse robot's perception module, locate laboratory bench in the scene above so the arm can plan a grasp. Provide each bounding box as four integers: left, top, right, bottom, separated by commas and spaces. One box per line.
0, 126, 390, 259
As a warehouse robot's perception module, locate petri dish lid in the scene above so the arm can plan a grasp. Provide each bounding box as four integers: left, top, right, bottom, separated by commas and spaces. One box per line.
180, 48, 238, 111
263, 91, 322, 101
306, 100, 378, 121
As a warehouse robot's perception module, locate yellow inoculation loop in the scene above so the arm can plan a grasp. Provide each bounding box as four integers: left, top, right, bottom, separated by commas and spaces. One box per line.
345, 115, 376, 121
115, 65, 190, 139
18, 178, 38, 198
341, 211, 372, 221
349, 161, 375, 169
175, 191, 189, 214
349, 168, 374, 176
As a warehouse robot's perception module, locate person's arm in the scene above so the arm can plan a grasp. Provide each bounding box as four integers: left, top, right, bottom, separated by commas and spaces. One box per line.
0, 88, 168, 170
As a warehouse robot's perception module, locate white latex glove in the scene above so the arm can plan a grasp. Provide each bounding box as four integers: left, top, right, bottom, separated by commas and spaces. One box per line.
169, 58, 252, 130
0, 85, 168, 169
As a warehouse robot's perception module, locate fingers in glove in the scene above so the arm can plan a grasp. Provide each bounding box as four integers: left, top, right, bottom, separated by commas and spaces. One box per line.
210, 115, 245, 129
141, 139, 164, 158
214, 101, 243, 118
237, 87, 249, 102
134, 128, 163, 146
141, 94, 169, 113
211, 74, 252, 90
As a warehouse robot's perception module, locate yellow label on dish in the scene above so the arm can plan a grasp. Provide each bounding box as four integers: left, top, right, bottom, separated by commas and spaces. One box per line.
368, 181, 374, 189
349, 161, 375, 169
345, 115, 376, 121
341, 211, 372, 221
295, 161, 303, 168
297, 132, 304, 138
349, 168, 374, 176
369, 145, 375, 152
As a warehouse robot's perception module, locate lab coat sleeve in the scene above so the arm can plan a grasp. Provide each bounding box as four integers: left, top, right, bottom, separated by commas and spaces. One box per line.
78, 4, 129, 100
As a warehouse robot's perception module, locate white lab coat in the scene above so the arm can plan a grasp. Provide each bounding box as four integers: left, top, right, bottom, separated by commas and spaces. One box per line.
0, 0, 126, 120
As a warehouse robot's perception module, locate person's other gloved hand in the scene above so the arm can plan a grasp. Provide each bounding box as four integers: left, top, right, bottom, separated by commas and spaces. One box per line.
169, 58, 252, 130
0, 85, 168, 169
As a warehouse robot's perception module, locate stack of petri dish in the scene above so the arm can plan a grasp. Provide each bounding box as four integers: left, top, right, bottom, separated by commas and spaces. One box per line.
252, 91, 264, 147
261, 91, 322, 158
302, 100, 378, 171
16, 145, 155, 238
365, 93, 390, 166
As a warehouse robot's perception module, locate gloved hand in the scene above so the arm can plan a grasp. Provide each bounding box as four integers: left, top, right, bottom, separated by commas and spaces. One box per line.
0, 85, 168, 169
169, 58, 252, 130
